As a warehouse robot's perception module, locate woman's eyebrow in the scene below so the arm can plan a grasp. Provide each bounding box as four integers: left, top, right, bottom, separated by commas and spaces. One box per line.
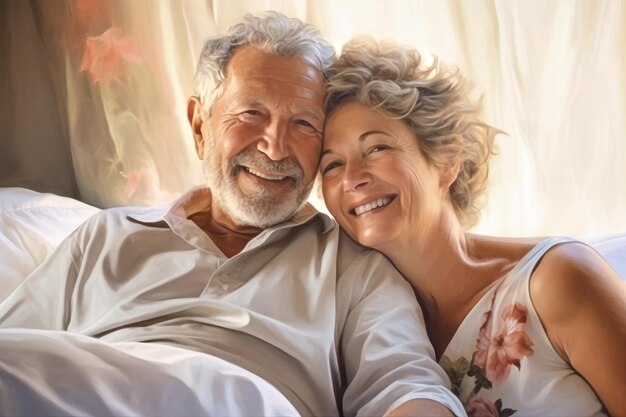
359, 130, 390, 140
321, 130, 390, 157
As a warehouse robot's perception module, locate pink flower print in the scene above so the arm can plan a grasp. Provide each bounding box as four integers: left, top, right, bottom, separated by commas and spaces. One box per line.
472, 303, 534, 383
465, 396, 499, 417
80, 27, 140, 83
472, 310, 493, 369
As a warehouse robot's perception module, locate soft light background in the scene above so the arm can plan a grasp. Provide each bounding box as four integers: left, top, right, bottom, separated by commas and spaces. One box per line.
1, 0, 624, 238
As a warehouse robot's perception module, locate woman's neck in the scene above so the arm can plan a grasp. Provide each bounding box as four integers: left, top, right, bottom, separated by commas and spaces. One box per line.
390, 225, 470, 300
378, 211, 516, 357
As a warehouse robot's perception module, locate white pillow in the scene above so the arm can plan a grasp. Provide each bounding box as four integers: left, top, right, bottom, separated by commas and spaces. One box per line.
0, 187, 99, 301
586, 233, 626, 281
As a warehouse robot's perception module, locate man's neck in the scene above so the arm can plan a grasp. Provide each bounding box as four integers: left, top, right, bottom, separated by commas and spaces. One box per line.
182, 188, 263, 258
188, 210, 262, 257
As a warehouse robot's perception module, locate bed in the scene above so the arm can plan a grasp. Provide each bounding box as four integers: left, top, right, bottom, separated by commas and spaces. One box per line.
0, 185, 625, 415
0, 186, 305, 415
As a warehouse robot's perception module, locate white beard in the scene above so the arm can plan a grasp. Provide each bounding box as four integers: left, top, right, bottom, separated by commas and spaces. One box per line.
202, 134, 312, 228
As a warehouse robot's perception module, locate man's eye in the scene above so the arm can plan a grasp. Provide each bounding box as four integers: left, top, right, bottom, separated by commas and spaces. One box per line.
294, 119, 320, 133
239, 110, 264, 120
295, 119, 314, 127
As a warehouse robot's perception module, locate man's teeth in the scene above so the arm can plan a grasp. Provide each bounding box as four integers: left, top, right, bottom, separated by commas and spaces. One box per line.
244, 167, 287, 180
354, 197, 392, 215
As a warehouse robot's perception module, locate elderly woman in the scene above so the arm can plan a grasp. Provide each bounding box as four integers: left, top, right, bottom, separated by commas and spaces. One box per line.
320, 37, 626, 417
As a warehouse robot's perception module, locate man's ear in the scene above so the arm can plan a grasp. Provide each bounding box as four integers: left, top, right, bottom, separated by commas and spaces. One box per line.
187, 96, 206, 159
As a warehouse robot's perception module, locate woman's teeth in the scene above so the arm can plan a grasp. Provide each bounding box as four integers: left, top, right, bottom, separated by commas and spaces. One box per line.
354, 197, 392, 215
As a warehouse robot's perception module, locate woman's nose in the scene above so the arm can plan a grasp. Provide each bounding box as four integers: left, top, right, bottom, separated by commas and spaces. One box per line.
343, 161, 371, 191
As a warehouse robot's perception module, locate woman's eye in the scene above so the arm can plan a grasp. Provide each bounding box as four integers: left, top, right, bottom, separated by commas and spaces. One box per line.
321, 161, 342, 174
369, 144, 390, 153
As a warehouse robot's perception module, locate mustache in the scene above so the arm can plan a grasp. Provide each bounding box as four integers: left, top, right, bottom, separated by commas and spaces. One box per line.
232, 152, 303, 179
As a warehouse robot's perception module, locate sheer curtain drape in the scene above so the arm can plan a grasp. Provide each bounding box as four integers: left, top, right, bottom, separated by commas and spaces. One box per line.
1, 0, 624, 237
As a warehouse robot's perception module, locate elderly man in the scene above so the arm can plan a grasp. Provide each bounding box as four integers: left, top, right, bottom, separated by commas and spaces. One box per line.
0, 11, 464, 417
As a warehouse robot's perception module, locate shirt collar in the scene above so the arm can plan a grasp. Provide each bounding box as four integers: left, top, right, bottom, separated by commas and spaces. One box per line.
126, 186, 335, 234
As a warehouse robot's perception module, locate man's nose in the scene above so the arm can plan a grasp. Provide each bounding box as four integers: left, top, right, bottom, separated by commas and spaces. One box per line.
343, 160, 372, 191
257, 119, 289, 161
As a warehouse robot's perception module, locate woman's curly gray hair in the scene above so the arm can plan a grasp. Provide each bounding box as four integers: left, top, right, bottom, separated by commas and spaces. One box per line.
194, 11, 335, 112
326, 37, 501, 228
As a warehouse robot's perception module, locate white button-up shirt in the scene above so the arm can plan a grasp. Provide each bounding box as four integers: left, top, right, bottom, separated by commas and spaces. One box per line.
0, 188, 464, 416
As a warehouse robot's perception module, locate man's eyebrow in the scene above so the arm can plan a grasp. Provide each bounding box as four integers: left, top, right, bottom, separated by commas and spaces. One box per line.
296, 108, 324, 123
321, 130, 390, 157
235, 98, 264, 108
229, 99, 323, 122
222, 98, 263, 113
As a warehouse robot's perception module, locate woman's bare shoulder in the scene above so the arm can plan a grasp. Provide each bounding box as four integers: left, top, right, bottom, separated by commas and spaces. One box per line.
530, 241, 624, 305
529, 242, 625, 354
466, 233, 544, 263
528, 241, 626, 415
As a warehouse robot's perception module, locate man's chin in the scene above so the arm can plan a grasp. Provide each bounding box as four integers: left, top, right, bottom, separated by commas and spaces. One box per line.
209, 178, 311, 228
227, 197, 301, 228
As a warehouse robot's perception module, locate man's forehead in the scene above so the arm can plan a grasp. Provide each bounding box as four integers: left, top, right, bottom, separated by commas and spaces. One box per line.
226, 45, 324, 85
219, 45, 326, 117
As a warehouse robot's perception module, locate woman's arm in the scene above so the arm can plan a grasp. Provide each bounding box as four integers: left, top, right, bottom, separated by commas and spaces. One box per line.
531, 242, 626, 416
387, 398, 456, 416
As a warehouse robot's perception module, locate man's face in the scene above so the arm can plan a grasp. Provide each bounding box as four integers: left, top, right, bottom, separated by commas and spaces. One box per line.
193, 45, 325, 228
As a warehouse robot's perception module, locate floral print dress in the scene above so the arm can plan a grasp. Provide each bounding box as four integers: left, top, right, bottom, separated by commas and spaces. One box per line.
440, 237, 607, 417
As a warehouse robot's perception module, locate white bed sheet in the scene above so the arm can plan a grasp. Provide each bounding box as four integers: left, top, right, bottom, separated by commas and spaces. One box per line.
0, 328, 298, 416
0, 187, 298, 416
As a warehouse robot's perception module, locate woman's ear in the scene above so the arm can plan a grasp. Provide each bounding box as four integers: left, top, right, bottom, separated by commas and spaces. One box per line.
187, 96, 205, 159
439, 136, 463, 192
440, 159, 461, 191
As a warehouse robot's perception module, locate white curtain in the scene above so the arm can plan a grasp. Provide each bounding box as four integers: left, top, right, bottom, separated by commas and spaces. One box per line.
1, 0, 624, 238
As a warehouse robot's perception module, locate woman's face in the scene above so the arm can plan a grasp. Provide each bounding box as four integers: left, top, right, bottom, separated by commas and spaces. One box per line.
321, 101, 445, 250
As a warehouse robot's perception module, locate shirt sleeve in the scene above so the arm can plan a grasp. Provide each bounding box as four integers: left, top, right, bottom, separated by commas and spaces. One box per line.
0, 216, 93, 330
338, 246, 466, 417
